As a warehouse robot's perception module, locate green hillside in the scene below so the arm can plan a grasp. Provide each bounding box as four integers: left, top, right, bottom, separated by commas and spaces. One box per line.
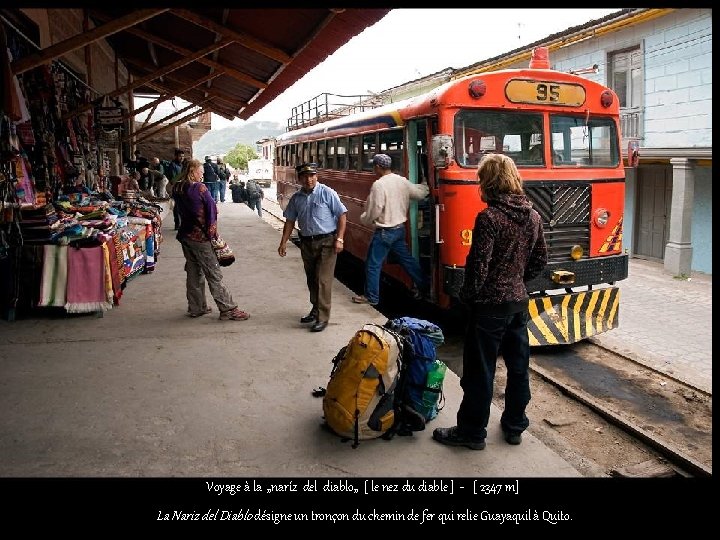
194, 121, 284, 158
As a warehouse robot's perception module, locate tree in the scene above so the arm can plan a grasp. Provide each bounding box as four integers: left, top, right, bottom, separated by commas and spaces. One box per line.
225, 144, 258, 172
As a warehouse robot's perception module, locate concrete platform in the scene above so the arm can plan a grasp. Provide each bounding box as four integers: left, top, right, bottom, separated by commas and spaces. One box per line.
0, 201, 582, 478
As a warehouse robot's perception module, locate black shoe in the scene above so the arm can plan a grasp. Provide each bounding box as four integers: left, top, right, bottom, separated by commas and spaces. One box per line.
310, 321, 328, 332
432, 426, 485, 450
300, 312, 317, 324
503, 431, 522, 445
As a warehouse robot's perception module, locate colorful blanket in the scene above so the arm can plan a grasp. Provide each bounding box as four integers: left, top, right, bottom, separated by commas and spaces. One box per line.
38, 244, 68, 307
65, 245, 112, 313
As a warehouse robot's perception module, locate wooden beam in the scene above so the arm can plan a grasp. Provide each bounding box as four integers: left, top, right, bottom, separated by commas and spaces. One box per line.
171, 8, 291, 64
87, 10, 267, 90
127, 98, 212, 141
63, 36, 234, 121
127, 71, 222, 119
135, 108, 210, 144
11, 8, 169, 75
129, 59, 246, 109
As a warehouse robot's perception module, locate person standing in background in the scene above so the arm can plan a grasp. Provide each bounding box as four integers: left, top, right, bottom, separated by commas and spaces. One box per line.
216, 157, 230, 203
244, 178, 264, 217
432, 153, 547, 451
277, 163, 347, 333
202, 156, 220, 203
167, 149, 185, 230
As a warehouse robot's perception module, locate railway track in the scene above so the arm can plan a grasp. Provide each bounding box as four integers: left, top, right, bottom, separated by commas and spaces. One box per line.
261, 193, 712, 478
529, 355, 712, 478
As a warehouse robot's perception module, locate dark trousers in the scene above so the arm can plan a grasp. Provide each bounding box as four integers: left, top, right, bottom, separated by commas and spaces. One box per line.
172, 201, 181, 229
299, 235, 337, 323
457, 309, 531, 440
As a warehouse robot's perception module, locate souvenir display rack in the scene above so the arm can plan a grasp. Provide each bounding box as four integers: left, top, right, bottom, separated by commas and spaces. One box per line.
0, 19, 164, 321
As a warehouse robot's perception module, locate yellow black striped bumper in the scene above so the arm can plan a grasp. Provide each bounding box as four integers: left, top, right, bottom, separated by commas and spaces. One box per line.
528, 287, 620, 346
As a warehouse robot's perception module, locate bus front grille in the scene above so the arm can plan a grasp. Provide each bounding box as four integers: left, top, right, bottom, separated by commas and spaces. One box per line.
524, 183, 590, 263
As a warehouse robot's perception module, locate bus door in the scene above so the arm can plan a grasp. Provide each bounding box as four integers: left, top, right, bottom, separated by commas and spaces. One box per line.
406, 119, 434, 299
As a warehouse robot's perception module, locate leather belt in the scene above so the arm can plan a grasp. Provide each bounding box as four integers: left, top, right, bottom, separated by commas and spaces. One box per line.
299, 230, 336, 242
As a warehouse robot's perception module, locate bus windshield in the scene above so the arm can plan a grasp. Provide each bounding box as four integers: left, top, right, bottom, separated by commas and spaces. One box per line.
550, 115, 620, 167
454, 110, 620, 169
455, 111, 544, 167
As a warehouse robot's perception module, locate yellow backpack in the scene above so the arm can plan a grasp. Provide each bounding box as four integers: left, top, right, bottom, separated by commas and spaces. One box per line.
322, 324, 404, 447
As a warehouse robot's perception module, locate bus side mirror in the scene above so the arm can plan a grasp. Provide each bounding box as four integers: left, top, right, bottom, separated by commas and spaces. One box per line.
627, 140, 639, 168
431, 135, 454, 169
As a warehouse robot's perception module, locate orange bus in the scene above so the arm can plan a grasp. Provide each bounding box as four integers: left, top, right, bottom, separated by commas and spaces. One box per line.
274, 48, 629, 346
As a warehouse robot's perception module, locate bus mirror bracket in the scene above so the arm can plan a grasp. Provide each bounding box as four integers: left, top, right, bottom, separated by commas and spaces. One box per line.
432, 135, 454, 169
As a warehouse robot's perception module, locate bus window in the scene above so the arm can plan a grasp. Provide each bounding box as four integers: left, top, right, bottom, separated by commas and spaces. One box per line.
455, 111, 543, 167
349, 136, 361, 171
317, 139, 326, 168
309, 141, 317, 164
362, 132, 377, 171
550, 115, 619, 167
327, 139, 337, 169
379, 129, 403, 172
336, 137, 348, 170
301, 142, 310, 164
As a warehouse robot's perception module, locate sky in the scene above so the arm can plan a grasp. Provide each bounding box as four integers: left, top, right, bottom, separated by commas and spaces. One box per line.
137, 9, 619, 129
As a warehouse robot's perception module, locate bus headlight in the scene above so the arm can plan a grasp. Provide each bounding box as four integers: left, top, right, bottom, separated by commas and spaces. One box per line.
570, 245, 583, 260
594, 208, 610, 227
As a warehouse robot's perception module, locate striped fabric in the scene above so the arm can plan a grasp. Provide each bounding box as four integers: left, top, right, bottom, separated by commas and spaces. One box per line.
38, 244, 68, 307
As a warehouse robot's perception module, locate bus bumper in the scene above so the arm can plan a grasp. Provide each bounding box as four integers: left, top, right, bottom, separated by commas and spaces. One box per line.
527, 287, 620, 346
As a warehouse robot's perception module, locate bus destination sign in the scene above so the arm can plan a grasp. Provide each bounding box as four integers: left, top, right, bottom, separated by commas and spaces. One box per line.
505, 79, 586, 107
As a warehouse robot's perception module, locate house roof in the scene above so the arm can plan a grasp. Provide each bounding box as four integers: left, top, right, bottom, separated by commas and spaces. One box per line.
9, 8, 389, 124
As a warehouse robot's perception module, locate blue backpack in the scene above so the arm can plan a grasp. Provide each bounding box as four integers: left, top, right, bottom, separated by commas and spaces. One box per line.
385, 317, 447, 422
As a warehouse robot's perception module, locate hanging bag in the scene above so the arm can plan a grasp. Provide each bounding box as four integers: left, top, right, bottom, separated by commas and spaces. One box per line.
211, 236, 235, 266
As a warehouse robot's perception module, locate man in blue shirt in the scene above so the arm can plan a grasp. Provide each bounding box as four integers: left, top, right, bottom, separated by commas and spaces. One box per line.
278, 163, 347, 332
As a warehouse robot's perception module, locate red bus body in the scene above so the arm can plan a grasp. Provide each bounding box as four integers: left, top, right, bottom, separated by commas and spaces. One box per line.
275, 52, 628, 345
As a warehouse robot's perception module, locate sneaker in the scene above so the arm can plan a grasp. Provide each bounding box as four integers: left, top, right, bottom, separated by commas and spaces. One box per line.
187, 307, 212, 318
503, 431, 522, 445
432, 426, 485, 450
219, 308, 250, 321
351, 295, 378, 306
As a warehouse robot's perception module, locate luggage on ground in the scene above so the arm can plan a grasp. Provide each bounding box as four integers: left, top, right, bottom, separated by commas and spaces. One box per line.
385, 316, 447, 422
321, 317, 446, 448
322, 324, 405, 448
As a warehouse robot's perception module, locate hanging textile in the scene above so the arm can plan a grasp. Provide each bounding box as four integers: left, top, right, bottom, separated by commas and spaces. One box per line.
38, 244, 68, 307
65, 245, 112, 313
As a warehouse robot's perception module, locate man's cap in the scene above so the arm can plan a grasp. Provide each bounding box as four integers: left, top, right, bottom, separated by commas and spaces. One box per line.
175, 148, 184, 155
372, 153, 392, 168
296, 162, 318, 176
204, 156, 211, 161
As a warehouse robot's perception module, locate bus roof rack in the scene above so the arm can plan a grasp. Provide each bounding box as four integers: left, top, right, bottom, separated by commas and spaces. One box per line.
286, 92, 383, 131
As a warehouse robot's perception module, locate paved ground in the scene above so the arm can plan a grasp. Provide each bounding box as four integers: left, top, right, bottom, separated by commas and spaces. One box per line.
589, 258, 712, 394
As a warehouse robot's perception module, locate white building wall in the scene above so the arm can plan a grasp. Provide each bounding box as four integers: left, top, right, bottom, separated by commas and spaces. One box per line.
641, 9, 712, 148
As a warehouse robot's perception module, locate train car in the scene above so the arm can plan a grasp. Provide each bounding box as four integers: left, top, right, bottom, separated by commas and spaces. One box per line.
274, 47, 630, 346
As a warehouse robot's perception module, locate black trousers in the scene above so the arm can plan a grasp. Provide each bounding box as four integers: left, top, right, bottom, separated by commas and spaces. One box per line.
457, 308, 531, 440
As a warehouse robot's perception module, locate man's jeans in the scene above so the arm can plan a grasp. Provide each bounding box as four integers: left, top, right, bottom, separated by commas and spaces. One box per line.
364, 225, 426, 304
247, 197, 262, 217
204, 181, 220, 203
